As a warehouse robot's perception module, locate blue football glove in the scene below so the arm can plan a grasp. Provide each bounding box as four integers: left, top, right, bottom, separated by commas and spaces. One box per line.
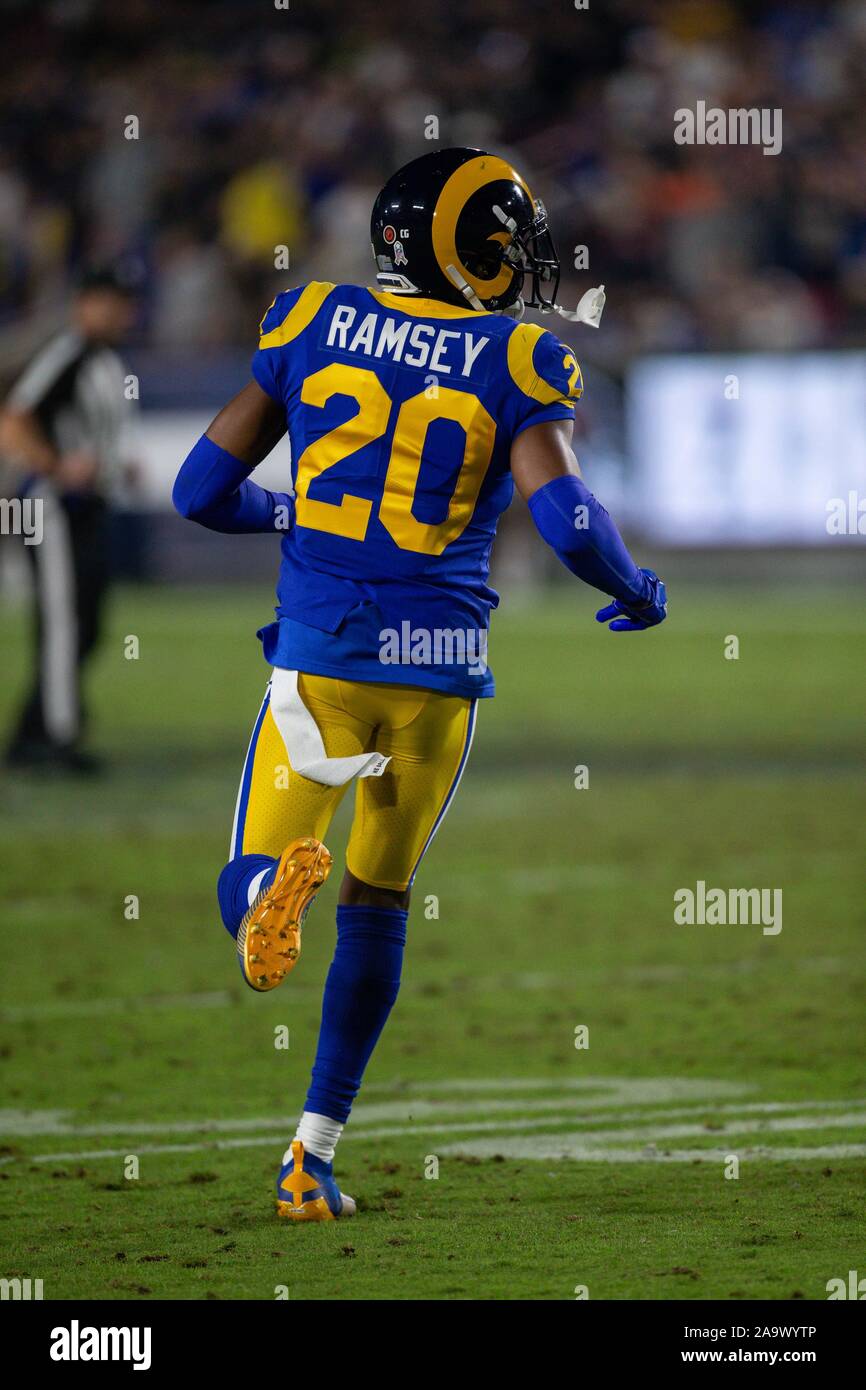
596, 570, 667, 633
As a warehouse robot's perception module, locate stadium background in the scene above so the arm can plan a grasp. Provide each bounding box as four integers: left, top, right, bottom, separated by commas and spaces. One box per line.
0, 0, 864, 1301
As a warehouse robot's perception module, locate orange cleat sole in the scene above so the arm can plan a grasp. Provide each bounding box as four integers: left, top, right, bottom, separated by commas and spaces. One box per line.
236, 837, 331, 992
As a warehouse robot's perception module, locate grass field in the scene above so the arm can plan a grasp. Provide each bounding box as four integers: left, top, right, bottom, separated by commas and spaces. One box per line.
0, 579, 864, 1301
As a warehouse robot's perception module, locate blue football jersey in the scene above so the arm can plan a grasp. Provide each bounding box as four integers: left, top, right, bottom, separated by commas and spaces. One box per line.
251, 282, 582, 697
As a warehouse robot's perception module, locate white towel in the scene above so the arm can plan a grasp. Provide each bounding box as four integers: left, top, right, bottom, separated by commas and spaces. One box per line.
269, 668, 391, 787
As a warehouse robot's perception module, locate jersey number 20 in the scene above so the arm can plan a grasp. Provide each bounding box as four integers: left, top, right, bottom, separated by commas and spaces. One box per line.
294, 363, 496, 556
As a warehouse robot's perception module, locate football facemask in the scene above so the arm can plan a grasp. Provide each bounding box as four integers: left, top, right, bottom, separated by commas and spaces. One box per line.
492, 201, 606, 327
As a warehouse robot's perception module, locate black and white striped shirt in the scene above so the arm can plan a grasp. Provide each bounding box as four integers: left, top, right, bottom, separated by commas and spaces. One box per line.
8, 330, 131, 492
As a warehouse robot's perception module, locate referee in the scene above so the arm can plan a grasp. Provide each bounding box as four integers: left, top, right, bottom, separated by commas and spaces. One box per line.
1, 267, 137, 772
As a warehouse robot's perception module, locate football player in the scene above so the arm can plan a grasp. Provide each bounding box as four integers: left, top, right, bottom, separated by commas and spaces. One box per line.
173, 148, 667, 1220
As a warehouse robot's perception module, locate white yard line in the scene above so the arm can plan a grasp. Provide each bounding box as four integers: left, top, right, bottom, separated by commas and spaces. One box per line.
442, 1142, 866, 1163
0, 990, 235, 1022
3, 1098, 866, 1165
0, 1077, 752, 1135
5, 1088, 861, 1141
437, 1136, 866, 1163
439, 1109, 866, 1148
9, 1124, 866, 1167
5, 1089, 856, 1134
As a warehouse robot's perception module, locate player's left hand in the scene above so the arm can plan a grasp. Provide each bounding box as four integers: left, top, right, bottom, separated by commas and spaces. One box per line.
596, 570, 667, 632
57, 449, 100, 491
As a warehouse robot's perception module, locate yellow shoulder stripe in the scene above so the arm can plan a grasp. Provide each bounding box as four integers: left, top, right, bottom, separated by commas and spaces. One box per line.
259, 282, 336, 349
507, 323, 549, 401
506, 324, 563, 405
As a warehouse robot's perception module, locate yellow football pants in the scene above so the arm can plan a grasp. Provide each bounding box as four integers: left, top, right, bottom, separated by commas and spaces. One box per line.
230, 673, 477, 892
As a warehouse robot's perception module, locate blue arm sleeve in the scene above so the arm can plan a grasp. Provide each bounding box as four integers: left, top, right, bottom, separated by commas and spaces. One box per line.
527, 473, 652, 606
172, 434, 293, 535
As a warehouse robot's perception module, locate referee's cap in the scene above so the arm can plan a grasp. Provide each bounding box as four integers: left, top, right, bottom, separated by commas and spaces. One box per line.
76, 260, 144, 298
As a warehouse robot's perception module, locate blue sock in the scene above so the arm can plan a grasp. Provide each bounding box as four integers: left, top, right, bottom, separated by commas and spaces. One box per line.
304, 904, 407, 1124
217, 853, 277, 938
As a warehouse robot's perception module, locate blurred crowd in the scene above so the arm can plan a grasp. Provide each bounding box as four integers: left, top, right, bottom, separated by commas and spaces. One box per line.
2, 0, 866, 374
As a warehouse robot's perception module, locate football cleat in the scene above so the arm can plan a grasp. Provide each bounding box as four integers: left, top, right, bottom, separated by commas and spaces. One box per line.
276, 1140, 356, 1221
236, 837, 331, 992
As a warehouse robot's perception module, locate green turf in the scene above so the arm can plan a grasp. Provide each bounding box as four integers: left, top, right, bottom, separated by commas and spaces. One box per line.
0, 581, 864, 1300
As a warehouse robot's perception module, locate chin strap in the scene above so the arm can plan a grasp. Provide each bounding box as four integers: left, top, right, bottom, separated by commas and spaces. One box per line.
447, 264, 526, 319
445, 264, 486, 312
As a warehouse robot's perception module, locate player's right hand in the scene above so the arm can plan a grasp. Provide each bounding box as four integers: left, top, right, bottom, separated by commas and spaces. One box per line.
57, 449, 100, 490
596, 570, 667, 632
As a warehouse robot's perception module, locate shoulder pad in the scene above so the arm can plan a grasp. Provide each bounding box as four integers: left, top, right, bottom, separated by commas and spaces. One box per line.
506, 323, 583, 405
258, 282, 337, 348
